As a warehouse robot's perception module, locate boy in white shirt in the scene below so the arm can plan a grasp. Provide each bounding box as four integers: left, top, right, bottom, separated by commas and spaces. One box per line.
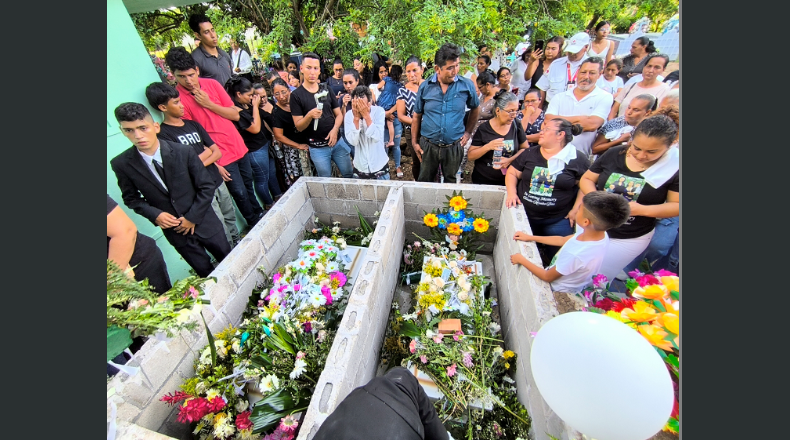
510, 192, 631, 293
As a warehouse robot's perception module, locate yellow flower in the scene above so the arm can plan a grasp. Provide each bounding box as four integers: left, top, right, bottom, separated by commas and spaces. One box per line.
424, 213, 439, 227
662, 298, 679, 315
447, 223, 462, 235
473, 218, 489, 233
503, 350, 515, 359
213, 412, 228, 427
621, 301, 659, 322
505, 362, 510, 369
632, 284, 668, 300
658, 312, 679, 335
660, 276, 679, 292
605, 310, 636, 328
449, 196, 468, 211
638, 324, 674, 351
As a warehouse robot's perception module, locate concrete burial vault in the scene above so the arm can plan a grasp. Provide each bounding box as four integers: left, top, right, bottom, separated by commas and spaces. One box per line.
107, 178, 580, 440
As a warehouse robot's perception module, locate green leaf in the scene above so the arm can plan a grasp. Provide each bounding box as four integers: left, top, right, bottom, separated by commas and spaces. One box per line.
107, 325, 133, 362
650, 299, 666, 312
625, 278, 640, 292
666, 417, 679, 433
200, 311, 217, 368
266, 332, 296, 355
273, 322, 294, 345
670, 290, 679, 301
665, 353, 679, 369
398, 321, 423, 338
250, 354, 272, 369
251, 388, 311, 433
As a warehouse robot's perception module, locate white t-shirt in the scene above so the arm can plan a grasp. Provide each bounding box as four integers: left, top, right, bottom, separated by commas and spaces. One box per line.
545, 86, 614, 156
535, 57, 585, 103
509, 59, 532, 100
549, 230, 610, 294
615, 81, 670, 117
596, 75, 624, 95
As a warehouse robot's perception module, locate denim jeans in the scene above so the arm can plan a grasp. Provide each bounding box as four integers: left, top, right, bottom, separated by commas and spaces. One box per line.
223, 153, 264, 225
528, 216, 574, 266
624, 216, 679, 274
211, 182, 240, 246
384, 117, 403, 168
340, 126, 354, 159
248, 143, 283, 206
309, 138, 354, 178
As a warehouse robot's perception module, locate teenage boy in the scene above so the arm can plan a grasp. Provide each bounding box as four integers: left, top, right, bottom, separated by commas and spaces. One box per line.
165, 47, 265, 227
145, 82, 241, 247
510, 192, 630, 293
289, 52, 354, 178
110, 103, 230, 277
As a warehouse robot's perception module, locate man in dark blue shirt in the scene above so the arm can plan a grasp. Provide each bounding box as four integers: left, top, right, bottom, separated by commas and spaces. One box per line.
411, 43, 480, 182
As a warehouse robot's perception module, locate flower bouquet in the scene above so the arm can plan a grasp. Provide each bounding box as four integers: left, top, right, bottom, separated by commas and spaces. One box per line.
304, 206, 378, 247
581, 269, 680, 435
422, 190, 492, 258
412, 253, 487, 321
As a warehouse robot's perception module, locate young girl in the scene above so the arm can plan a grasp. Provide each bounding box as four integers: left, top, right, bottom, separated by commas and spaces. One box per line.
376, 64, 404, 148
288, 71, 301, 89
597, 59, 624, 96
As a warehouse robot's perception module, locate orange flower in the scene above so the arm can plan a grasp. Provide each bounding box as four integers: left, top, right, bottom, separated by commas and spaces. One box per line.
638, 324, 674, 351
657, 312, 679, 335
473, 218, 489, 233
424, 213, 439, 227
632, 284, 668, 300
449, 196, 468, 211
621, 301, 659, 322
660, 276, 679, 292
447, 223, 462, 235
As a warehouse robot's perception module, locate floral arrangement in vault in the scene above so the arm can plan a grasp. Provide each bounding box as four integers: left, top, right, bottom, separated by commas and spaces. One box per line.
422, 190, 492, 258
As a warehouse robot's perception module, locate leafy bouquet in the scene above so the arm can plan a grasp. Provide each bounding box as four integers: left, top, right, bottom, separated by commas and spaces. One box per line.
304, 207, 377, 247
412, 253, 488, 321
581, 269, 680, 435
107, 260, 211, 361
422, 190, 491, 258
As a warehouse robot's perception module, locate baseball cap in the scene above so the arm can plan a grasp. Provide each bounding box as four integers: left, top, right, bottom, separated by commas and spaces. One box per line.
565, 32, 591, 54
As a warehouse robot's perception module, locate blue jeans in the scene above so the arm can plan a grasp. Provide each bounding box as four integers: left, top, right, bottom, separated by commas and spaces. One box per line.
623, 216, 679, 274
248, 143, 283, 206
309, 139, 354, 178
528, 216, 574, 266
384, 117, 402, 168
339, 126, 354, 159
223, 153, 264, 225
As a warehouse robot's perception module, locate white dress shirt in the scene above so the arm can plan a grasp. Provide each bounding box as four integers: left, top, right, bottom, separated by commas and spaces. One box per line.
535, 56, 585, 103
546, 86, 614, 157
231, 48, 253, 74
137, 144, 168, 191
345, 106, 389, 173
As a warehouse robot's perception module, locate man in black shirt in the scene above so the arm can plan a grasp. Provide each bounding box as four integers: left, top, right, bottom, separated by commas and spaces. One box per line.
189, 14, 233, 87
290, 52, 353, 178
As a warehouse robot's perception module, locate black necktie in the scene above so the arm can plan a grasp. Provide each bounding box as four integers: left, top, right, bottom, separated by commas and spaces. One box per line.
153, 159, 167, 188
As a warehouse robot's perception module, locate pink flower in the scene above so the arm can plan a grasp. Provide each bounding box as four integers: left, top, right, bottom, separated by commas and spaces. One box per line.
446, 363, 457, 377
257, 300, 266, 308
420, 355, 428, 363
453, 331, 463, 341
235, 411, 253, 431
628, 269, 644, 278
330, 271, 347, 287
273, 273, 282, 284
414, 241, 421, 248
176, 397, 210, 423
296, 351, 305, 360
207, 395, 226, 413
433, 333, 444, 343
183, 286, 199, 299
294, 284, 301, 292
462, 351, 473, 368
409, 339, 417, 353
279, 414, 299, 433
160, 391, 191, 406
635, 274, 660, 287
321, 285, 333, 305
654, 269, 678, 277
278, 285, 287, 293
592, 274, 608, 288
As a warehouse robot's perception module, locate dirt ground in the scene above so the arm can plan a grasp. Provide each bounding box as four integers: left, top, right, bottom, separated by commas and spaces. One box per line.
385, 141, 476, 183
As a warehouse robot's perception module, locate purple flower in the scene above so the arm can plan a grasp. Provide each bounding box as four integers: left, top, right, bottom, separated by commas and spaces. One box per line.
303, 321, 312, 333
654, 269, 678, 277
628, 269, 644, 278
433, 333, 444, 343
462, 351, 473, 368
257, 300, 266, 308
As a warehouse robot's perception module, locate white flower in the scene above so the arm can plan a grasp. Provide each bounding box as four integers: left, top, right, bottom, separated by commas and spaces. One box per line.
432, 277, 445, 289
374, 211, 380, 216
314, 217, 320, 223
489, 322, 501, 334
431, 258, 442, 269
231, 339, 241, 354
457, 292, 469, 301
441, 247, 450, 254
449, 261, 457, 268
325, 262, 339, 272
195, 381, 208, 395
290, 358, 307, 379
492, 346, 503, 357
309, 292, 327, 307
428, 304, 440, 314
449, 242, 457, 250
482, 311, 491, 317
236, 400, 249, 412
332, 226, 340, 234
175, 308, 192, 324
215, 340, 228, 358
315, 262, 325, 272
200, 347, 212, 365
402, 313, 418, 321
422, 241, 431, 248
332, 221, 341, 226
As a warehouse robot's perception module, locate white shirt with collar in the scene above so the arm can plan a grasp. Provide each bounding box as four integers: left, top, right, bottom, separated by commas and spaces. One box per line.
546, 86, 614, 157
137, 143, 168, 191
344, 106, 389, 174
535, 56, 585, 103
231, 48, 253, 74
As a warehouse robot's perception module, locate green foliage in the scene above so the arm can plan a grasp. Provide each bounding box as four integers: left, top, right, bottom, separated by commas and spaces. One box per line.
250, 387, 310, 434
107, 325, 133, 362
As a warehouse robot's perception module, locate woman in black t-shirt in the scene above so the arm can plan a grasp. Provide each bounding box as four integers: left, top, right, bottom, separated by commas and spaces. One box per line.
580, 114, 679, 282
469, 90, 527, 186
270, 79, 311, 179
505, 118, 589, 265
227, 77, 283, 210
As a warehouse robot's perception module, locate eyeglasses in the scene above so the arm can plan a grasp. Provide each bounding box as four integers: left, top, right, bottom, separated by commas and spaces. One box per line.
501, 109, 519, 116
524, 100, 540, 105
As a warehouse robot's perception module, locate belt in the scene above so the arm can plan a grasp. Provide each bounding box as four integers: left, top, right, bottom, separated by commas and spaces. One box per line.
354, 164, 389, 179
422, 137, 459, 148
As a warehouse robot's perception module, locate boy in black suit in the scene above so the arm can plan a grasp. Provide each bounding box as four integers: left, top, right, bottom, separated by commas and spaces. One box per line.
110, 102, 230, 277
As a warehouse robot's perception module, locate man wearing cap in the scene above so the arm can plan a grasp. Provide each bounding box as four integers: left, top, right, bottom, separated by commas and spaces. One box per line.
536, 32, 591, 104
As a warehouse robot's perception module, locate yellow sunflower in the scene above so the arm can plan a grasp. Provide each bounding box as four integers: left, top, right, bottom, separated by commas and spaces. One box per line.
449, 196, 468, 211
424, 213, 439, 227
473, 218, 489, 233
447, 223, 462, 235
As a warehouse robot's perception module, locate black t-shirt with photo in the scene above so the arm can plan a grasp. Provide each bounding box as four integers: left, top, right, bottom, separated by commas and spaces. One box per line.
471, 121, 527, 186
511, 145, 589, 220
590, 145, 679, 239
289, 84, 341, 144
157, 119, 222, 189
233, 103, 271, 152
271, 105, 307, 145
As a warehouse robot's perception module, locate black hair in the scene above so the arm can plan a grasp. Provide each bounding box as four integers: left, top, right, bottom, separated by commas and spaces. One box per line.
264, 70, 280, 82
271, 78, 290, 93
435, 43, 461, 68
405, 56, 421, 69
286, 60, 298, 68
165, 46, 197, 73
632, 114, 678, 147
145, 82, 179, 110
114, 102, 153, 123
606, 58, 623, 70
332, 58, 343, 66
288, 71, 300, 80
272, 60, 285, 71
252, 82, 266, 91
632, 93, 658, 112
581, 56, 604, 72
545, 36, 565, 55
188, 14, 211, 33
547, 118, 583, 145
635, 36, 657, 54
350, 84, 372, 101
594, 21, 611, 32
582, 192, 631, 231
373, 59, 389, 81
496, 66, 511, 79
225, 76, 253, 100
389, 64, 403, 81
342, 68, 360, 83
645, 53, 670, 69
521, 48, 532, 63
477, 54, 491, 65
303, 52, 320, 62
476, 70, 496, 87
653, 105, 679, 134
523, 88, 542, 102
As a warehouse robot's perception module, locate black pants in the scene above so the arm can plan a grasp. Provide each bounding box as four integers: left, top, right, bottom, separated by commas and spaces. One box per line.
417, 137, 462, 183
129, 234, 171, 293
164, 226, 230, 277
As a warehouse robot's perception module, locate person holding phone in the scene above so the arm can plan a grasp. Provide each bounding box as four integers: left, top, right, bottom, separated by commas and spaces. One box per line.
524, 36, 564, 107
509, 49, 533, 102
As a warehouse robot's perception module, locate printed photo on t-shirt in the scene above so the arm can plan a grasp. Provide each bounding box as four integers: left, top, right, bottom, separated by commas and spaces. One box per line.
528, 167, 555, 197
604, 173, 645, 202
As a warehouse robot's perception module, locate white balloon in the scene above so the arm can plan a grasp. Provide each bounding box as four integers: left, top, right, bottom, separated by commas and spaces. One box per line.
530, 312, 674, 440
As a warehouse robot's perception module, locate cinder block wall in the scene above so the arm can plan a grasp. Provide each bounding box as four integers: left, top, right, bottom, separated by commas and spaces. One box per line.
493, 206, 577, 440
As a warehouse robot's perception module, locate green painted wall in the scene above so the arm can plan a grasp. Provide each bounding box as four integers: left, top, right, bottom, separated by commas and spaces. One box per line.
107, 0, 193, 281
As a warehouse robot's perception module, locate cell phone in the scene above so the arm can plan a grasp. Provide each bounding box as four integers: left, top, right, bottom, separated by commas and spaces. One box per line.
534, 40, 545, 52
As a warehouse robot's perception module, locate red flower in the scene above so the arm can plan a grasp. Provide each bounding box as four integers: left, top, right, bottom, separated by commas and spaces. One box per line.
207, 396, 226, 413
160, 391, 191, 406
593, 298, 615, 311
610, 298, 637, 313
635, 274, 660, 287
177, 397, 210, 423
236, 411, 253, 431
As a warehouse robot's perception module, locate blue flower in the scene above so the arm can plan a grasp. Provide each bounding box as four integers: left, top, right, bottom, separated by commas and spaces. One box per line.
448, 209, 465, 222
437, 215, 448, 229
240, 332, 250, 348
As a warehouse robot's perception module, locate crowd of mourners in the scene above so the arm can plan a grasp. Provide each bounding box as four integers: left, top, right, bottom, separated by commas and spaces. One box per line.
107, 14, 679, 298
